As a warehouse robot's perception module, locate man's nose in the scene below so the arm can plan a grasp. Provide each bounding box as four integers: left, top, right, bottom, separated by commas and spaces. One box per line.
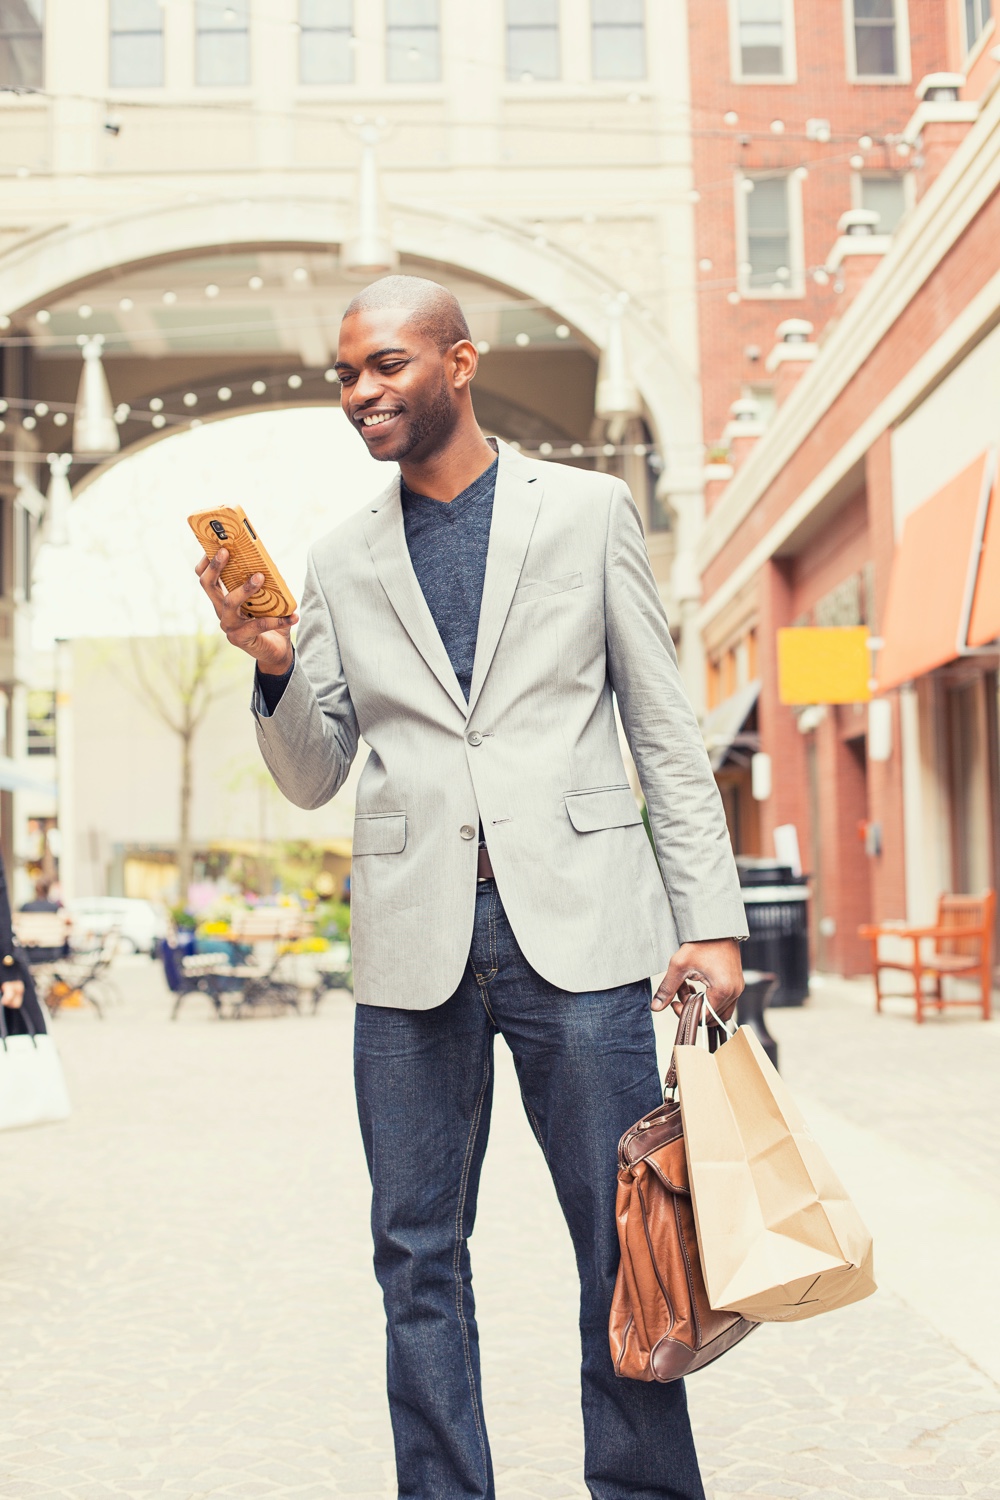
352, 369, 383, 406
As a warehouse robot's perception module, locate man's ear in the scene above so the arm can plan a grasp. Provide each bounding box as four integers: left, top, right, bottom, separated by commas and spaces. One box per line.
450, 339, 479, 390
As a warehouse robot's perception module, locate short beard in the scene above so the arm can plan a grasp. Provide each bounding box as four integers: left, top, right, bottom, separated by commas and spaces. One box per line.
380, 374, 456, 463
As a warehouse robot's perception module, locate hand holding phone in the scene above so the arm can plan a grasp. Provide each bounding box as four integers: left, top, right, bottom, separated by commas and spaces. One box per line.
191, 506, 299, 674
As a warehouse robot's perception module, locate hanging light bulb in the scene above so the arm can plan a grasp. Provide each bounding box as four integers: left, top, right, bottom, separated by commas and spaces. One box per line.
46, 453, 73, 547
341, 124, 398, 278
73, 335, 120, 455
595, 298, 641, 440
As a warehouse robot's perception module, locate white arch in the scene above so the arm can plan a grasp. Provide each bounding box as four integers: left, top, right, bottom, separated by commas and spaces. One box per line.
0, 194, 702, 476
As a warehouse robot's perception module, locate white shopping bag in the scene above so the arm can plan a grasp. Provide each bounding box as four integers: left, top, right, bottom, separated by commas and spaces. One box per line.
0, 1004, 72, 1130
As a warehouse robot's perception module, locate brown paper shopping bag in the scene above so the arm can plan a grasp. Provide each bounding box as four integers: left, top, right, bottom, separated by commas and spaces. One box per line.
674, 1023, 876, 1323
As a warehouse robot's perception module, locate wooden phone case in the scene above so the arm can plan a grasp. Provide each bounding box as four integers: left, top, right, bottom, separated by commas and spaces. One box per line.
188, 505, 297, 618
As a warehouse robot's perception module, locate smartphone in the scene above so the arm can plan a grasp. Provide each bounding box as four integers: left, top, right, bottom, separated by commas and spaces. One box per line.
188, 505, 297, 619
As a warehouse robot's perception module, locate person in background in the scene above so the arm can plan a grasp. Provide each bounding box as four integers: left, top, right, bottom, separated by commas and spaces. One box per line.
0, 855, 33, 1030
20, 878, 62, 913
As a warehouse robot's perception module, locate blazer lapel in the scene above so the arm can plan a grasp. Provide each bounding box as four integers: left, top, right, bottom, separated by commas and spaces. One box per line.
467, 449, 543, 717
363, 478, 468, 717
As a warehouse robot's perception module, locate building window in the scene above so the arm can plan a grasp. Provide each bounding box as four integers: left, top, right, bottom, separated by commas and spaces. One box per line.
860, 173, 908, 232
196, 0, 250, 86
0, 0, 43, 89
732, 0, 793, 78
739, 174, 802, 295
110, 0, 164, 87
963, 0, 992, 51
507, 0, 559, 82
299, 0, 353, 83
386, 0, 440, 83
592, 0, 645, 81
849, 0, 902, 78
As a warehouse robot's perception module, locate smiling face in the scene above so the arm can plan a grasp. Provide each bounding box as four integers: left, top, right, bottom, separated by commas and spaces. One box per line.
335, 307, 475, 464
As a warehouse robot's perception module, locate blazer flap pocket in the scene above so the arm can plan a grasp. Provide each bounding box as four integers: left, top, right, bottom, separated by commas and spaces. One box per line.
564, 786, 642, 833
513, 570, 583, 604
353, 813, 406, 855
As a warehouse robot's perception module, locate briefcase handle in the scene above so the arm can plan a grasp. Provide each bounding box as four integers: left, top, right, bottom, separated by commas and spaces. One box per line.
663, 981, 730, 1098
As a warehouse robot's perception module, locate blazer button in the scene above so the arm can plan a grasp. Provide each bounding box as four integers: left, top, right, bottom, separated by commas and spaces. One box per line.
467, 731, 483, 747
460, 824, 476, 840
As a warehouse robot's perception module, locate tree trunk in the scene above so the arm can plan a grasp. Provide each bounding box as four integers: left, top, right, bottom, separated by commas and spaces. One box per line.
177, 727, 194, 907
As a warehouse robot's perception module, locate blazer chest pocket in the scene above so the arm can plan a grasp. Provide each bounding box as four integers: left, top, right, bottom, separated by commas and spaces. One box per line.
564, 786, 642, 833
512, 570, 583, 605
353, 812, 406, 855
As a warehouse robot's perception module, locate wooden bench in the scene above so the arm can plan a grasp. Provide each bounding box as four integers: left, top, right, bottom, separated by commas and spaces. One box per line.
859, 891, 996, 1023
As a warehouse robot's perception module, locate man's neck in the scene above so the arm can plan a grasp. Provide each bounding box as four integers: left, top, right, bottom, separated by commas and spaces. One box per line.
399, 423, 497, 503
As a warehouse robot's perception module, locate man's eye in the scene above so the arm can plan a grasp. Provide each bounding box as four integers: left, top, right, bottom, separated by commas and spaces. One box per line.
380, 362, 405, 373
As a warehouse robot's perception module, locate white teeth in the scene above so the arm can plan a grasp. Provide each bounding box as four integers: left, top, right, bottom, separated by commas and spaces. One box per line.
362, 412, 396, 427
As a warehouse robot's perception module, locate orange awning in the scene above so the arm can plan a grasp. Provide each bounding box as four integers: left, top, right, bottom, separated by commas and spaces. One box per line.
877, 451, 995, 692
969, 461, 1000, 648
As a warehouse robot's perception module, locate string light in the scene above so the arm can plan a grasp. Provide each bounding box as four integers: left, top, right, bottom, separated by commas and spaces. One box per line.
183, 392, 198, 406
149, 397, 164, 411
119, 297, 134, 311
205, 284, 220, 298
217, 387, 232, 401
248, 276, 264, 290
287, 374, 302, 388
251, 380, 267, 394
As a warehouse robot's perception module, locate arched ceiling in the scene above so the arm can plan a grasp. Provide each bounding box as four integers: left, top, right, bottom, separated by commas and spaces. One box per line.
0, 195, 703, 480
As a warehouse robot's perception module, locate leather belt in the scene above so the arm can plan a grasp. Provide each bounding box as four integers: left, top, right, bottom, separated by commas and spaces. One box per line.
477, 844, 494, 881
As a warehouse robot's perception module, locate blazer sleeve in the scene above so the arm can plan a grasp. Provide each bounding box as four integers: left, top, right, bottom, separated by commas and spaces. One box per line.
604, 482, 748, 944
252, 547, 360, 810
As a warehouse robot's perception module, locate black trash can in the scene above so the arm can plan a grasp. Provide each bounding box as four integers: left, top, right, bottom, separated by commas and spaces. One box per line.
737, 859, 810, 1007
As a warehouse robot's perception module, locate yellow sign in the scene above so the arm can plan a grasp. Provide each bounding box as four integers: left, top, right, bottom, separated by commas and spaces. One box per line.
777, 626, 871, 705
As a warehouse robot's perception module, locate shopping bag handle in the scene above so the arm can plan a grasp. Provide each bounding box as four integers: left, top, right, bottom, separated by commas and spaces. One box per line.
0, 998, 37, 1052
663, 980, 733, 1098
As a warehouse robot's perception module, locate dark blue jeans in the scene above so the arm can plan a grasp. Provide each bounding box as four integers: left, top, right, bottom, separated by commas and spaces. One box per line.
354, 879, 705, 1500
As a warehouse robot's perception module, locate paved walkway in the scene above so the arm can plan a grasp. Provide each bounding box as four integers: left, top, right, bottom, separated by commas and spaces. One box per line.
1, 959, 998, 1499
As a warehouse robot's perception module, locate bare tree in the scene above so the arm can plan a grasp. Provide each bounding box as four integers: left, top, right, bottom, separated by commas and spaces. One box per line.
126, 632, 235, 903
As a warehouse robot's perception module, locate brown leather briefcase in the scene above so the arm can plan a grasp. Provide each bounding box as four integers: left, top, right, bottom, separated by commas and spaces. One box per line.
609, 989, 758, 1382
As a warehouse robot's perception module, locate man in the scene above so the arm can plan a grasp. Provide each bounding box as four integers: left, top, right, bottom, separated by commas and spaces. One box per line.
197, 275, 747, 1500
20, 878, 62, 913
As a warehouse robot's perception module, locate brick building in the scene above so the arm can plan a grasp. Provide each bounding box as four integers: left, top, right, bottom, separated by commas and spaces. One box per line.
692, 7, 1000, 976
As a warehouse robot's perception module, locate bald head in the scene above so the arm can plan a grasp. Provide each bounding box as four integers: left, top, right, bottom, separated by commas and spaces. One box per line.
342, 275, 471, 351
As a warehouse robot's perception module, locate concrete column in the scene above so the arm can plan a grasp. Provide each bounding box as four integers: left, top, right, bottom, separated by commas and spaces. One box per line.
443, 0, 501, 166
55, 639, 76, 902
164, 0, 196, 90
47, 0, 105, 177
864, 429, 907, 923
253, 0, 296, 172
757, 558, 809, 860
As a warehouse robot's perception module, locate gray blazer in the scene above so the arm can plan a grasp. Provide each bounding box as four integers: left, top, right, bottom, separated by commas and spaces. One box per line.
254, 440, 747, 1009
